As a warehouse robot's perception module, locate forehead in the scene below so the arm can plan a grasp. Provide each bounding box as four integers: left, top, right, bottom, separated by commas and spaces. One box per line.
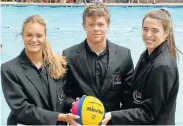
24, 23, 45, 31
85, 16, 107, 23
143, 17, 164, 29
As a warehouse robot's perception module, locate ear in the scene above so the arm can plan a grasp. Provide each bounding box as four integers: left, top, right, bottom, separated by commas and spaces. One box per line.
107, 23, 110, 29
22, 33, 24, 39
82, 23, 86, 31
164, 30, 169, 39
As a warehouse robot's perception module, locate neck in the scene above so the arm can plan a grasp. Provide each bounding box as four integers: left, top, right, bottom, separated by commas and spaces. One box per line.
148, 50, 152, 55
25, 50, 43, 68
87, 39, 106, 55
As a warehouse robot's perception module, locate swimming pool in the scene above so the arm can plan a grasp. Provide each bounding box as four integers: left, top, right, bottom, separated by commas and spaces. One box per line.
1, 5, 183, 125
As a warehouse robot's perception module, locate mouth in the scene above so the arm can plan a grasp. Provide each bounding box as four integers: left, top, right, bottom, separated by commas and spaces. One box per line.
29, 43, 39, 47
146, 40, 155, 44
92, 34, 101, 36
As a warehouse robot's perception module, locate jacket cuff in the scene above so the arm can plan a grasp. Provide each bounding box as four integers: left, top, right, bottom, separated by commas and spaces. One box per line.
111, 111, 122, 125
48, 112, 60, 125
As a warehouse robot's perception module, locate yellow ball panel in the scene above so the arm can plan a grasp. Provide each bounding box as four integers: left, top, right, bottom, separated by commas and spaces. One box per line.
81, 96, 105, 125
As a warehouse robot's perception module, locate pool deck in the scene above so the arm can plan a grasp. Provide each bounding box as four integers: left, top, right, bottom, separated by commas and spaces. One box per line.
1, 2, 183, 6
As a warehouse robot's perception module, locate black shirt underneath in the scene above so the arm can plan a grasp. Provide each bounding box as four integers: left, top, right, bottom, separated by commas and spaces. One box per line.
30, 63, 52, 109
85, 41, 109, 92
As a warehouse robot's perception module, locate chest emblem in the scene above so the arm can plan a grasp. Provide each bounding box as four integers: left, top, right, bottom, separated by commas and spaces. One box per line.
133, 91, 143, 104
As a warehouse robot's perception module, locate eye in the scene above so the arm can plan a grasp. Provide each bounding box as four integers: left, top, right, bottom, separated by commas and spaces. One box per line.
26, 34, 32, 37
152, 29, 159, 33
142, 28, 148, 32
37, 34, 43, 38
89, 23, 94, 26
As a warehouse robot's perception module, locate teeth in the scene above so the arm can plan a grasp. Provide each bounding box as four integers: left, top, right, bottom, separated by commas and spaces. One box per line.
30, 43, 38, 46
146, 40, 154, 43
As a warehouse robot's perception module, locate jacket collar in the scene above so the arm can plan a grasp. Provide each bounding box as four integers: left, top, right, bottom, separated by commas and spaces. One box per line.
19, 49, 56, 110
131, 41, 168, 86
77, 39, 116, 54
75, 39, 118, 96
19, 49, 32, 65
142, 41, 168, 62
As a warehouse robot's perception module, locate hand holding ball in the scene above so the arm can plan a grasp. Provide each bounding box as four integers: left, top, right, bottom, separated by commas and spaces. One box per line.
71, 96, 105, 125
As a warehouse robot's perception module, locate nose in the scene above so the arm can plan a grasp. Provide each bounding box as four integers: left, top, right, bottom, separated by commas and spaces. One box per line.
93, 25, 99, 31
146, 30, 152, 37
31, 36, 37, 42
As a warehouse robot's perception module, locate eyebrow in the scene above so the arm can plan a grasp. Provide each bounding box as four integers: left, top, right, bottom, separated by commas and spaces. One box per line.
152, 28, 160, 31
25, 32, 43, 34
88, 22, 105, 24
25, 32, 32, 34
142, 27, 160, 30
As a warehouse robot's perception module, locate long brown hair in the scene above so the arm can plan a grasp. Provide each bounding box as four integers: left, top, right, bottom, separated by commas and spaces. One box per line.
142, 9, 181, 60
21, 15, 66, 80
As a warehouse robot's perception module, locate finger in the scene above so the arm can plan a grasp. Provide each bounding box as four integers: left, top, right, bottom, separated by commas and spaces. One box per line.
76, 97, 80, 101
70, 122, 81, 126
75, 121, 81, 126
70, 119, 81, 126
82, 95, 86, 97
101, 121, 107, 126
74, 122, 81, 126
72, 101, 75, 105
70, 109, 72, 113
68, 113, 80, 119
101, 118, 107, 125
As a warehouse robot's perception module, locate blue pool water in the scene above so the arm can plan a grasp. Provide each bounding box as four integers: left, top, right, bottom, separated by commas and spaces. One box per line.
1, 5, 183, 125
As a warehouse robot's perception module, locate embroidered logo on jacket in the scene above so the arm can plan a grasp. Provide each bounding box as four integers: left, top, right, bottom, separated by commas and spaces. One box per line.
133, 91, 143, 104
112, 74, 121, 86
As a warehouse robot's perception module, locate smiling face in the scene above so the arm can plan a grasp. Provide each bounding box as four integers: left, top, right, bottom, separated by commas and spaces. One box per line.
83, 16, 109, 44
22, 23, 46, 54
142, 17, 168, 54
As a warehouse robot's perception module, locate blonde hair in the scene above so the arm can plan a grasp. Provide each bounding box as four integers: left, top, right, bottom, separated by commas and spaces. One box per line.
22, 15, 66, 80
142, 9, 180, 60
82, 2, 110, 25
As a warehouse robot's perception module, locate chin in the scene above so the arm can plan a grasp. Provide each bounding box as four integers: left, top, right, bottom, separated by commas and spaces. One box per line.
28, 49, 41, 53
93, 38, 102, 43
146, 44, 154, 48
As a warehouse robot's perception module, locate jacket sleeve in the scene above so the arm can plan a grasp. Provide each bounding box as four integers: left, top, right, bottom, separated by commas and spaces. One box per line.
111, 64, 176, 124
62, 50, 75, 113
120, 49, 134, 109
1, 63, 59, 125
